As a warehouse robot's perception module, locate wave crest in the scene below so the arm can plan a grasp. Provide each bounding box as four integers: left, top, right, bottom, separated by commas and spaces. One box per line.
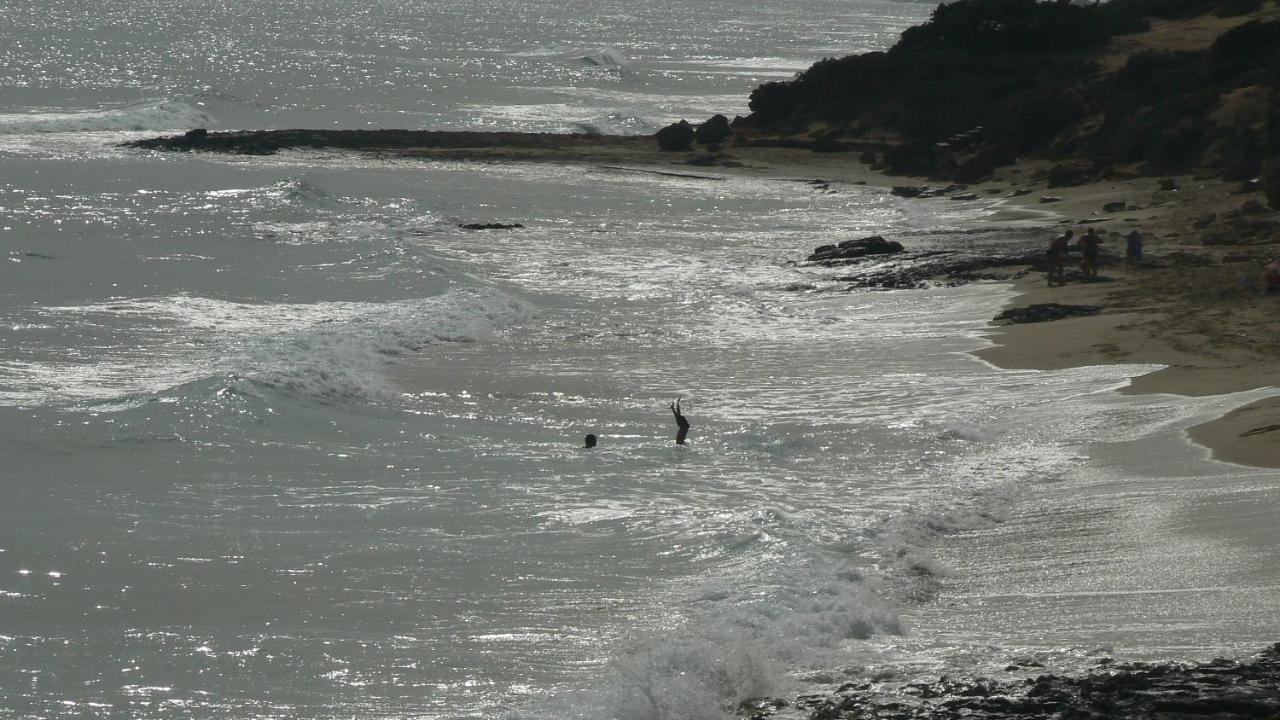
0, 99, 212, 134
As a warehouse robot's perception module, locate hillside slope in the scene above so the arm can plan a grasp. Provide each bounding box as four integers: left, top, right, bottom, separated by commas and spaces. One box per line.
734, 0, 1280, 205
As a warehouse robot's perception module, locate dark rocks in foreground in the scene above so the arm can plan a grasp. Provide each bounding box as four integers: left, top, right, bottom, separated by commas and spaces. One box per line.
459, 222, 524, 230
792, 643, 1280, 720
994, 303, 1102, 324
807, 236, 905, 264
800, 234, 1039, 290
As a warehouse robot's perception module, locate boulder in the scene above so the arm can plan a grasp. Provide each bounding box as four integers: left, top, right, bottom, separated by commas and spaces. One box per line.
1240, 199, 1267, 215
885, 139, 939, 176
656, 120, 695, 151
1046, 162, 1094, 188
806, 235, 904, 263
838, 235, 902, 254
994, 303, 1102, 324
953, 143, 1016, 183
459, 222, 524, 230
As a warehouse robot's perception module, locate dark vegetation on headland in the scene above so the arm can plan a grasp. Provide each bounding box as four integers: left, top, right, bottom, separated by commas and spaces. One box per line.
735, 0, 1280, 208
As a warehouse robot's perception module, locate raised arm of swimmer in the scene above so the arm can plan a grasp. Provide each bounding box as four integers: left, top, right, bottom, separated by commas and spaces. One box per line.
670, 398, 690, 445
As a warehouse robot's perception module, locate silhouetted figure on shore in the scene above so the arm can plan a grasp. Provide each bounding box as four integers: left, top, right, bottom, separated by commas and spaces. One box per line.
1048, 230, 1073, 286
583, 433, 597, 449
1078, 227, 1102, 279
1125, 230, 1143, 267
670, 398, 690, 445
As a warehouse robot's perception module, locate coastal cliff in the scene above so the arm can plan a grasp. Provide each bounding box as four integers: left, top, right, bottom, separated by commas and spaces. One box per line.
735, 0, 1280, 199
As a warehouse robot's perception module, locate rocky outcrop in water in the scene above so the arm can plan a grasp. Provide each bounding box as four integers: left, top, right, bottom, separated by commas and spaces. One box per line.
994, 303, 1103, 324
459, 222, 524, 230
807, 236, 904, 264
799, 236, 1038, 290
124, 129, 653, 156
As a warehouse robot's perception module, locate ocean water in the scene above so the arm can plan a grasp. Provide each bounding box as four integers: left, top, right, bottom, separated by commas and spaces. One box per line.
2, 1, 1278, 719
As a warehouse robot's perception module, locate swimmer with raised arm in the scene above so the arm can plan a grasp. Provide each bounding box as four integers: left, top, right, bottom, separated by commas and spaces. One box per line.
670, 398, 690, 445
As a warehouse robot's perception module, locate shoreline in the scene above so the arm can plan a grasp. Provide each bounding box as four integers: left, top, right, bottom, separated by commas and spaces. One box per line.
963, 167, 1280, 469
125, 130, 1279, 467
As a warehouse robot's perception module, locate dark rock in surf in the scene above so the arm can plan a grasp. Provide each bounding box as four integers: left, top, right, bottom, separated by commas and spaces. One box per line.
892, 185, 928, 198
806, 236, 904, 263
803, 643, 1280, 720
994, 303, 1102, 324
459, 222, 525, 230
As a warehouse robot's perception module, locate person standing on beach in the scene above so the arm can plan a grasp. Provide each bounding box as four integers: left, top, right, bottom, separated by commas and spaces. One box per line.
670, 398, 690, 445
1125, 230, 1143, 268
1047, 230, 1073, 286
1079, 227, 1102, 279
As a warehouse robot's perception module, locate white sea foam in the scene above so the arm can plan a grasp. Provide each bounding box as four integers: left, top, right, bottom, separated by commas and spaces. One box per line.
6, 289, 534, 406
580, 47, 628, 69
0, 100, 211, 134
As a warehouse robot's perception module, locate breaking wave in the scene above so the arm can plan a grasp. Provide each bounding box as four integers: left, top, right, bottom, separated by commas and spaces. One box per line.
13, 289, 535, 407
580, 47, 628, 69
0, 99, 212, 134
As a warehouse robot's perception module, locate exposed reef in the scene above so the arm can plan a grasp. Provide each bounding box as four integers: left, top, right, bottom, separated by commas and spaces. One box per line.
125, 127, 655, 157
779, 643, 1280, 720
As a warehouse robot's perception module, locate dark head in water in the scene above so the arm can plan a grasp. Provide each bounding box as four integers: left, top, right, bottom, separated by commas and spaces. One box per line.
583, 433, 597, 448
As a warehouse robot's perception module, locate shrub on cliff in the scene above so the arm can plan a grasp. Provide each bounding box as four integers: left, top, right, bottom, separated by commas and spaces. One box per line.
1207, 19, 1280, 85
655, 120, 695, 151
1110, 0, 1258, 19
895, 0, 1146, 54
743, 0, 1140, 132
694, 114, 732, 146
747, 82, 796, 125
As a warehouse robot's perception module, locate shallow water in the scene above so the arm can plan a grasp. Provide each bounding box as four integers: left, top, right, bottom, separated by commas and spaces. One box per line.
2, 1, 1277, 719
